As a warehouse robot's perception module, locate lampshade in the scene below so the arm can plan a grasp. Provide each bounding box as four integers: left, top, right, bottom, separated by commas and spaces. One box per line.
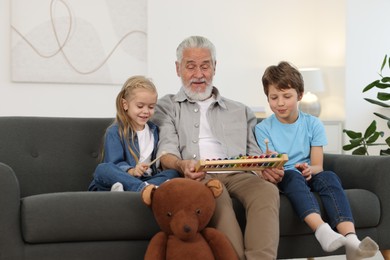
299, 68, 325, 93
298, 68, 325, 117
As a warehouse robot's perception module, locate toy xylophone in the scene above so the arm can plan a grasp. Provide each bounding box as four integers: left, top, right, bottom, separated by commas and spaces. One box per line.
195, 154, 288, 172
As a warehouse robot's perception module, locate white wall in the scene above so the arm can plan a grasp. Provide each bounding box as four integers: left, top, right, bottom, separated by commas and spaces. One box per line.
0, 0, 346, 119
148, 0, 346, 120
345, 0, 390, 155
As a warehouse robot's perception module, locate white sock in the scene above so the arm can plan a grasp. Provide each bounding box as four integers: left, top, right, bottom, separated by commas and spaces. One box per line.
315, 223, 346, 252
345, 234, 379, 260
111, 182, 124, 192
144, 181, 158, 188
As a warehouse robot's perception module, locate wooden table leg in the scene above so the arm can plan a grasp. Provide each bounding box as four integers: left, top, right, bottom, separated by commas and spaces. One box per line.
381, 249, 390, 260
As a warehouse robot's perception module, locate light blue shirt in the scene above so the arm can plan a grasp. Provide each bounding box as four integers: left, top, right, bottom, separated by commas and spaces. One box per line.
254, 111, 327, 171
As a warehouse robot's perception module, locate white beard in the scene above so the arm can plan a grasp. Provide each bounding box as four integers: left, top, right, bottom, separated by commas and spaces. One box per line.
182, 83, 213, 101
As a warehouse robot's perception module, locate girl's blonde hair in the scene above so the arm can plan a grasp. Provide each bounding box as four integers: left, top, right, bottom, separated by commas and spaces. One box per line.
102, 75, 157, 162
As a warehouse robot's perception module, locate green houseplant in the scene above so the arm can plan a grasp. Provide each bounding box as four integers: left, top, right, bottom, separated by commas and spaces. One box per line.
343, 55, 390, 155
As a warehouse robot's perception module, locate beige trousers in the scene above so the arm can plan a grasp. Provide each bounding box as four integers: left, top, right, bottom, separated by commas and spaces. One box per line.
207, 172, 280, 260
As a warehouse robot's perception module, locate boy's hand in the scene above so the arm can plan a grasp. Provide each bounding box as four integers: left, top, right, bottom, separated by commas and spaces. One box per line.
295, 163, 312, 181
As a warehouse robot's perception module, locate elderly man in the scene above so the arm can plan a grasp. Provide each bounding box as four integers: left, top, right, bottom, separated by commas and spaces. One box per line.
153, 35, 283, 260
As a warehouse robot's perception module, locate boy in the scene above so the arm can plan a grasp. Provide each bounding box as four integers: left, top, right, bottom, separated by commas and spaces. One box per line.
255, 61, 378, 260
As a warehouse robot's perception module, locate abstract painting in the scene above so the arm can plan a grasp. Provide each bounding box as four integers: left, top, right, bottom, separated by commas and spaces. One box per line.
11, 0, 147, 84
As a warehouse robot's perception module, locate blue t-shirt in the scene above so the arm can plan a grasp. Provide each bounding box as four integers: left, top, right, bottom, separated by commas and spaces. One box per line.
254, 111, 327, 172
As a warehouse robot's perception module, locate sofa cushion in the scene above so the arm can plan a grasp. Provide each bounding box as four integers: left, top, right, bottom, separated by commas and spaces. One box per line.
21, 191, 159, 243
21, 187, 381, 244
234, 189, 380, 237
0, 117, 113, 198
280, 189, 380, 236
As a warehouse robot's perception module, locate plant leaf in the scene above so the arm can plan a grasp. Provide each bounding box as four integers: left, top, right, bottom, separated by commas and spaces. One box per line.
366, 132, 381, 143
380, 148, 390, 156
343, 129, 362, 139
364, 120, 377, 138
381, 77, 390, 82
377, 92, 390, 101
364, 98, 390, 108
343, 144, 359, 151
352, 146, 367, 155
373, 112, 390, 121
388, 55, 390, 69
350, 138, 364, 146
375, 82, 390, 89
363, 80, 380, 92
381, 55, 388, 72
386, 136, 390, 146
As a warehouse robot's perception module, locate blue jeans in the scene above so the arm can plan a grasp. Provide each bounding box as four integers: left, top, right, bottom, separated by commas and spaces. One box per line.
88, 162, 180, 192
278, 170, 354, 228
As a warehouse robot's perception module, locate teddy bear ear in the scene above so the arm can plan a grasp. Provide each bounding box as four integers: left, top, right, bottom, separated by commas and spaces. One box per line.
205, 179, 223, 198
141, 184, 157, 206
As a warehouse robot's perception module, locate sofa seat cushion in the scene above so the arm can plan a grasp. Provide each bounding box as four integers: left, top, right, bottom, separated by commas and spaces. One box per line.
280, 189, 381, 236
21, 192, 159, 243
234, 189, 380, 237
279, 189, 380, 236
21, 189, 380, 243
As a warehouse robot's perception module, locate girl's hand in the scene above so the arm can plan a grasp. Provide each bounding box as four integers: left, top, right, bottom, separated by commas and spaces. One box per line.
295, 163, 312, 181
128, 163, 149, 177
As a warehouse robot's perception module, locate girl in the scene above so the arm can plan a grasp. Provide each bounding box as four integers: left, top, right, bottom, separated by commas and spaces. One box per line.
88, 76, 179, 192
255, 61, 378, 260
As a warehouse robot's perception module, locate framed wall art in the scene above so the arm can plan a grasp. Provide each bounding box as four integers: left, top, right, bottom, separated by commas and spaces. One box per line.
11, 0, 147, 84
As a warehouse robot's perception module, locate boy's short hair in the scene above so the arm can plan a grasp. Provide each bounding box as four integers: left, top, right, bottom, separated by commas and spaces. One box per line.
262, 61, 304, 96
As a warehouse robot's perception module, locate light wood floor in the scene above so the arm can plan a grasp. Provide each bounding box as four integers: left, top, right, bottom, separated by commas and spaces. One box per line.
284, 251, 383, 260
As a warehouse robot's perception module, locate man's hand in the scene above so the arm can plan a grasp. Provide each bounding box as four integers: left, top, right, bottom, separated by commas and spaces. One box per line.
177, 159, 206, 181
260, 167, 284, 184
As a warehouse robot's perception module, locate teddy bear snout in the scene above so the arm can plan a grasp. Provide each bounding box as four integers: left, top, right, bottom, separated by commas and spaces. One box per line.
170, 211, 199, 241
183, 224, 191, 233
177, 223, 197, 241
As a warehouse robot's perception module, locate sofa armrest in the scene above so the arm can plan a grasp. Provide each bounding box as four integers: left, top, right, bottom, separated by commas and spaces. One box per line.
324, 153, 390, 250
0, 163, 24, 258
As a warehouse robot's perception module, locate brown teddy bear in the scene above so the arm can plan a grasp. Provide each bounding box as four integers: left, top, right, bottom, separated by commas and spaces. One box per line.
141, 178, 239, 260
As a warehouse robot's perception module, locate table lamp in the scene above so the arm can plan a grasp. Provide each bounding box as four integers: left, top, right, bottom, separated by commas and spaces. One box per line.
298, 68, 325, 117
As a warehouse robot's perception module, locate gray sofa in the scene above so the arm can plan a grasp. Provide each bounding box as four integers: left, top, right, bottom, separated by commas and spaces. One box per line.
0, 116, 389, 260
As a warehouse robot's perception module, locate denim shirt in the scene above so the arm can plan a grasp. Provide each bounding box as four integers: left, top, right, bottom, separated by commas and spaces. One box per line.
103, 121, 159, 174
152, 86, 262, 160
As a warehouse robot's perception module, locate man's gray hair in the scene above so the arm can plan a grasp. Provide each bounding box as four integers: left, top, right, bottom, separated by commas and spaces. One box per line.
176, 36, 216, 64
